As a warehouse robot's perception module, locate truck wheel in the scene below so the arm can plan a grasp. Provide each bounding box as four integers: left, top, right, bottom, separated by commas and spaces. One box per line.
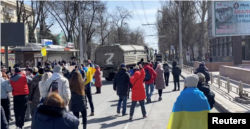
105, 73, 115, 81
105, 77, 112, 81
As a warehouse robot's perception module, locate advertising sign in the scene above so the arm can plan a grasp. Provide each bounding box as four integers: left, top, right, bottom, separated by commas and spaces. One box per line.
8, 54, 15, 68
41, 39, 53, 46
66, 42, 74, 48
213, 1, 250, 36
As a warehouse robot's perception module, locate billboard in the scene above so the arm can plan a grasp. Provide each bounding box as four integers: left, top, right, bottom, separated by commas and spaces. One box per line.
212, 1, 250, 36
66, 42, 74, 48
41, 39, 53, 46
1, 23, 25, 46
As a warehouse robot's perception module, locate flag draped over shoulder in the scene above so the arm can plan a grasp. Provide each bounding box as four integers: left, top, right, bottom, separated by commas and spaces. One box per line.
167, 88, 210, 129
41, 46, 47, 56
85, 67, 96, 85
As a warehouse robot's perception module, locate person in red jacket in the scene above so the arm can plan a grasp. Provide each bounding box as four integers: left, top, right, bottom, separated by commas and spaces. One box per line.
143, 62, 157, 103
94, 65, 102, 94
9, 67, 29, 129
129, 64, 147, 120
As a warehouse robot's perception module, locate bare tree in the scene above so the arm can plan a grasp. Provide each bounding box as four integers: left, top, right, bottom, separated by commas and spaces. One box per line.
16, 0, 31, 23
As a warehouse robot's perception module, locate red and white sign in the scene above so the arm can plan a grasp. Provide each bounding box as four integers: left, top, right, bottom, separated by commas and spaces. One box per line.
66, 42, 74, 48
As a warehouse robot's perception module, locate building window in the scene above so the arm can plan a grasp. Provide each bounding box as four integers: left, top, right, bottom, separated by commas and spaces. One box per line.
224, 43, 227, 56
216, 45, 218, 56
229, 42, 232, 56
216, 39, 218, 44
213, 45, 216, 56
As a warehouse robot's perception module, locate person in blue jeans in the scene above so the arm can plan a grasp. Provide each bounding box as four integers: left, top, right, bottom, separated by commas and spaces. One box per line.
113, 64, 132, 116
143, 62, 157, 103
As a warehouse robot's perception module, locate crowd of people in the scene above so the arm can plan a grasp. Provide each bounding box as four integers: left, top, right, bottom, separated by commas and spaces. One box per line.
1, 60, 101, 129
1, 58, 215, 129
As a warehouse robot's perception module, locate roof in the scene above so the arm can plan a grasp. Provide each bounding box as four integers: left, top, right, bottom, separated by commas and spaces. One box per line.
119, 45, 145, 51
11, 43, 79, 52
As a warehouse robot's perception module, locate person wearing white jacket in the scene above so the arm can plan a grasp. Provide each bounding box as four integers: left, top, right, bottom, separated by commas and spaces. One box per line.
1, 72, 13, 124
44, 66, 71, 109
38, 72, 52, 101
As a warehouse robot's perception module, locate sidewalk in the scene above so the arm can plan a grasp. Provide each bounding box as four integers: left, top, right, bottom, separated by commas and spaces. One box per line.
180, 69, 250, 113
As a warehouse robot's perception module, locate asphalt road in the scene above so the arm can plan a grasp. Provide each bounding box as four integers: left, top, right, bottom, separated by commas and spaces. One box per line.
8, 75, 219, 129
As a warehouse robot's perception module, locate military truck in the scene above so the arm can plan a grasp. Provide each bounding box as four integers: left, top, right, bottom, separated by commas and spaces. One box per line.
155, 54, 163, 62
95, 44, 154, 81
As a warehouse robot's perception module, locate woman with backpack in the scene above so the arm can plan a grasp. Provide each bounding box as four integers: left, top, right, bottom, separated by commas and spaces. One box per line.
155, 64, 166, 101
69, 71, 87, 129
39, 72, 52, 103
129, 64, 147, 120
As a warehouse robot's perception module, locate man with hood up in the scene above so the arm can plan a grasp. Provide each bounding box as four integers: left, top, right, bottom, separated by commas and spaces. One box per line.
194, 61, 210, 84
172, 61, 181, 91
9, 67, 29, 129
113, 63, 132, 116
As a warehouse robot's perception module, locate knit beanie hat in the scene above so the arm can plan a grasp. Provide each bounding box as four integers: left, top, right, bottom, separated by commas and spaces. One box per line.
200, 61, 205, 66
120, 63, 126, 67
184, 74, 199, 87
38, 68, 44, 75
133, 65, 139, 70
15, 67, 21, 73
53, 65, 62, 73
33, 67, 38, 73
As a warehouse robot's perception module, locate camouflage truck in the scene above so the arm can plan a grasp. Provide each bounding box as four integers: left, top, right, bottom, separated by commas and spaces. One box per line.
95, 44, 154, 81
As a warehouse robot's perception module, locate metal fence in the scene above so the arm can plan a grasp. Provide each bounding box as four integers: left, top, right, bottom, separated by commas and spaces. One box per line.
182, 65, 250, 98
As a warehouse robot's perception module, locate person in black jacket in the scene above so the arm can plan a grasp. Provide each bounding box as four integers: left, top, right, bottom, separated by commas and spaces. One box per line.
196, 73, 215, 109
113, 63, 132, 116
172, 61, 181, 91
163, 62, 170, 86
61, 63, 70, 80
194, 61, 210, 84
1, 106, 9, 129
137, 58, 144, 66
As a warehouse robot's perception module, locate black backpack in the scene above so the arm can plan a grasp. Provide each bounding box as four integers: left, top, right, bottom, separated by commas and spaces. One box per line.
49, 79, 60, 93
144, 69, 151, 81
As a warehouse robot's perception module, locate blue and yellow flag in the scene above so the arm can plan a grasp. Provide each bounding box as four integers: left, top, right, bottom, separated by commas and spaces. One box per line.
41, 46, 47, 56
85, 67, 96, 85
167, 88, 210, 129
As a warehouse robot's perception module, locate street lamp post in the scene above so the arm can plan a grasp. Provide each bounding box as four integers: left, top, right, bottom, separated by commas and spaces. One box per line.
78, 4, 84, 64
178, 1, 183, 68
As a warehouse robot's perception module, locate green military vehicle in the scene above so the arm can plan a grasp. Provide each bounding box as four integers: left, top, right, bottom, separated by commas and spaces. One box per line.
95, 44, 154, 81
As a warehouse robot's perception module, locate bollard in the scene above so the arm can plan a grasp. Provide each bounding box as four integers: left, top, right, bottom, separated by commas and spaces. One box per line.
210, 72, 213, 84
239, 81, 243, 97
227, 77, 230, 93
218, 74, 221, 88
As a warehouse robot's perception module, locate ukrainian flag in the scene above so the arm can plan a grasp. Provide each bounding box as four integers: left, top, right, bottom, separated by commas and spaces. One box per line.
167, 88, 210, 129
85, 67, 96, 85
41, 46, 47, 56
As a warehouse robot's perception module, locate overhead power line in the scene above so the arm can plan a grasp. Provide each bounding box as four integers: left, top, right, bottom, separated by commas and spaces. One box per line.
131, 0, 143, 25
141, 1, 149, 24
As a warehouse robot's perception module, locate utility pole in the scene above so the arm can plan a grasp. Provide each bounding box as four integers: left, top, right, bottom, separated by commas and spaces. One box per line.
178, 1, 183, 68
78, 4, 84, 64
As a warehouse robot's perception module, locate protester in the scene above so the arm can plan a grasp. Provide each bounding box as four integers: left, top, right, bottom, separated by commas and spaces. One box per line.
1, 72, 12, 123
143, 62, 157, 103
31, 92, 79, 129
155, 64, 166, 101
163, 62, 170, 86
194, 61, 210, 84
25, 68, 34, 121
10, 67, 29, 129
209, 57, 213, 62
167, 74, 210, 129
128, 67, 134, 76
32, 67, 38, 76
44, 66, 71, 110
69, 65, 85, 80
129, 64, 147, 120
94, 65, 102, 94
29, 68, 44, 115
81, 64, 88, 73
38, 72, 52, 103
62, 63, 70, 79
1, 106, 9, 129
172, 61, 181, 91
44, 65, 53, 73
197, 73, 215, 109
137, 58, 144, 66
69, 71, 87, 129
87, 60, 94, 67
84, 62, 96, 116
113, 63, 131, 116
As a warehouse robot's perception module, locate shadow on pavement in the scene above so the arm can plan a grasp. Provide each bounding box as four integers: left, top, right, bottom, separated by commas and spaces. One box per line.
100, 119, 129, 128
108, 100, 119, 102
153, 91, 172, 95
24, 125, 31, 129
102, 80, 113, 86
88, 116, 117, 124
110, 102, 132, 107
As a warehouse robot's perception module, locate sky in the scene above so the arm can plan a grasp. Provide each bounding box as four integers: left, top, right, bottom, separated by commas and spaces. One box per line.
48, 1, 162, 51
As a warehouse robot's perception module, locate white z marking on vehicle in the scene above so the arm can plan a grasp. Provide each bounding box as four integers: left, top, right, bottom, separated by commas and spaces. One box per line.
105, 53, 114, 64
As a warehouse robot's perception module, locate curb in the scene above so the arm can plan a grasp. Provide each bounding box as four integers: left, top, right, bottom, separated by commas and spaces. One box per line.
179, 72, 230, 113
